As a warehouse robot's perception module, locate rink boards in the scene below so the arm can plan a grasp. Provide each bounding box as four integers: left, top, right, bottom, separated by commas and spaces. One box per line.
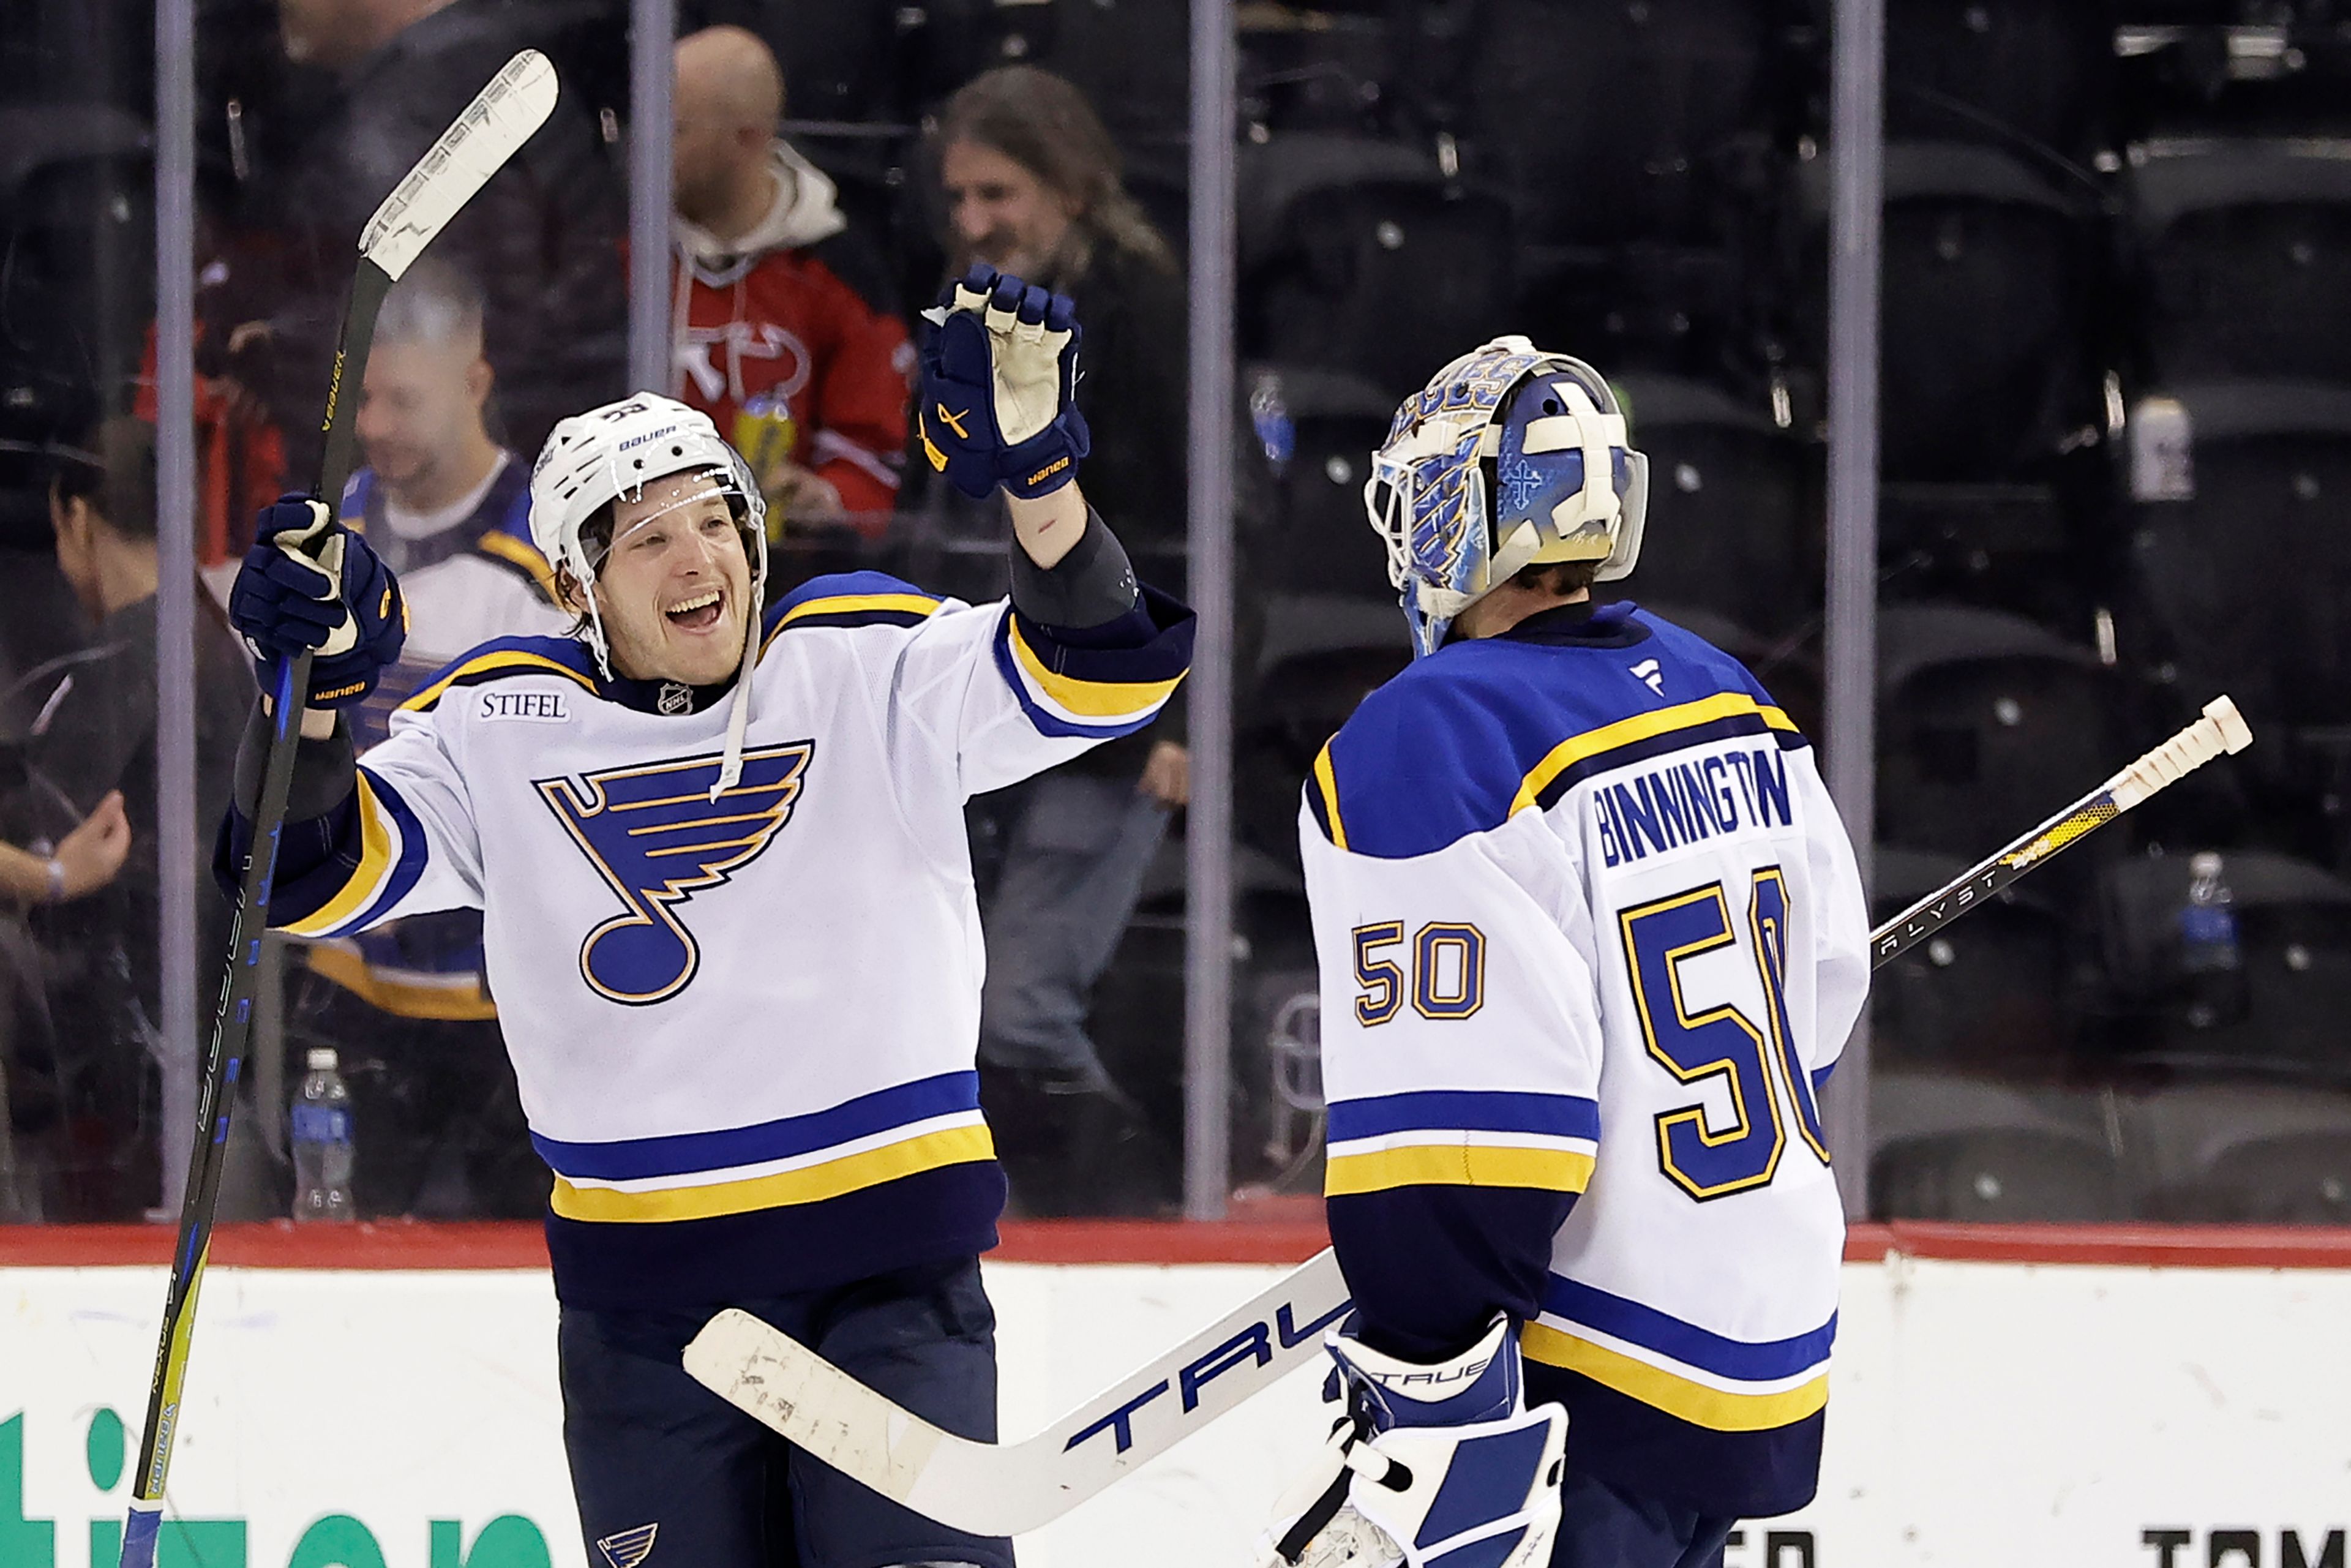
2, 1222, 2348, 1567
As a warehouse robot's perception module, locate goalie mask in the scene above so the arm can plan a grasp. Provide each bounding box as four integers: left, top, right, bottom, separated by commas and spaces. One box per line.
529, 392, 770, 794
1363, 336, 1648, 658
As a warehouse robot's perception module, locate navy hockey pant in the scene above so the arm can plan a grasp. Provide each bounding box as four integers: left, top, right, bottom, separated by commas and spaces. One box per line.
558, 1255, 1014, 1568
1552, 1470, 1737, 1568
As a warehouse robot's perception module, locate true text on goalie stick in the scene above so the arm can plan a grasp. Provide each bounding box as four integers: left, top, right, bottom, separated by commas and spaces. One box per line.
681, 693, 2254, 1538
117, 51, 559, 1568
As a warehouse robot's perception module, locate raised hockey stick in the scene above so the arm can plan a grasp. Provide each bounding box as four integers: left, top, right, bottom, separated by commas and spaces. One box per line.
118, 52, 558, 1568
683, 693, 2255, 1537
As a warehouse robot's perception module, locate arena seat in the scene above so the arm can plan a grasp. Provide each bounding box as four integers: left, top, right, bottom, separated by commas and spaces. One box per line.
2124, 1082, 2351, 1222
2095, 847, 2351, 1077
1612, 372, 1815, 636
1244, 363, 1408, 607
1389, 0, 1781, 252
1870, 1073, 2125, 1221
1870, 847, 2075, 1076
1843, 143, 2107, 482
2123, 381, 2351, 735
1885, 0, 2117, 164
1239, 133, 1515, 398
1874, 602, 2126, 864
2129, 137, 2351, 384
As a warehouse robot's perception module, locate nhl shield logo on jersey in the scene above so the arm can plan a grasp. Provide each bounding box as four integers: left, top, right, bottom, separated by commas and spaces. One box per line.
538, 741, 815, 1006
594, 1523, 659, 1567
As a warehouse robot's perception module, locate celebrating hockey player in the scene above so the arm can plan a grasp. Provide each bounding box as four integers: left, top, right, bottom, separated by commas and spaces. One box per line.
220, 268, 1192, 1568
1262, 339, 1869, 1568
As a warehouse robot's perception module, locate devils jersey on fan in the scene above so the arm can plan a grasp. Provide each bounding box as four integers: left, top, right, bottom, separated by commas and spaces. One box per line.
671, 144, 913, 523
252, 570, 1191, 1307
1302, 601, 1870, 1520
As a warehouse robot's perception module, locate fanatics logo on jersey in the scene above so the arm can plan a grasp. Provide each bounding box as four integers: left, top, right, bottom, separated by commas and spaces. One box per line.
538, 741, 815, 1005
596, 1523, 659, 1567
478, 689, 572, 723
1631, 658, 1665, 696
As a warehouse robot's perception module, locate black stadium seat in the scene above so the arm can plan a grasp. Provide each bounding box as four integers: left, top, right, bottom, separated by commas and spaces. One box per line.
1885, 0, 2117, 164
1841, 143, 2106, 482
1875, 603, 2126, 863
2124, 381, 2351, 734
2096, 848, 2351, 1078
2128, 138, 2351, 385
1870, 1074, 2125, 1221
1391, 0, 1781, 253
1613, 373, 1814, 636
1243, 364, 1401, 608
2126, 1082, 2351, 1223
1869, 847, 2075, 1076
1239, 133, 1514, 399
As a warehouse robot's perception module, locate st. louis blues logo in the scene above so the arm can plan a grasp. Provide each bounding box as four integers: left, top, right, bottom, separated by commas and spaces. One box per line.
538, 741, 814, 1005
595, 1523, 659, 1568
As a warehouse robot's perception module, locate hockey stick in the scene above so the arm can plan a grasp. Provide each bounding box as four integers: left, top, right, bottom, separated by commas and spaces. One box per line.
683, 694, 2255, 1537
118, 51, 557, 1568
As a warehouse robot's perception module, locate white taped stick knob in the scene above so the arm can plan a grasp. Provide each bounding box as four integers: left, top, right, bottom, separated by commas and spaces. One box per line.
2204, 695, 2252, 754
2107, 695, 2253, 812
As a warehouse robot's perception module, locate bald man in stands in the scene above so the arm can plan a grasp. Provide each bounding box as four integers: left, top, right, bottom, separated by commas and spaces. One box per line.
671, 25, 913, 539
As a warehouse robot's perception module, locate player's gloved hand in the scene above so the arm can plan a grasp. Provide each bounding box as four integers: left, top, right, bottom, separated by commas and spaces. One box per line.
917, 263, 1090, 501
1254, 1315, 1566, 1568
227, 493, 407, 709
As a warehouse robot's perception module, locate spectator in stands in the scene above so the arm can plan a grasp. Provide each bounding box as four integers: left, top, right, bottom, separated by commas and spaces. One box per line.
1, 418, 252, 1219
0, 798, 132, 909
934, 67, 1192, 1212
670, 24, 912, 539
294, 258, 563, 1218
236, 0, 627, 476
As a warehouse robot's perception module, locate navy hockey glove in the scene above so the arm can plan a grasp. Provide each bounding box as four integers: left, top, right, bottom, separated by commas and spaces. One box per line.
1254, 1316, 1566, 1568
228, 494, 407, 709
917, 264, 1090, 501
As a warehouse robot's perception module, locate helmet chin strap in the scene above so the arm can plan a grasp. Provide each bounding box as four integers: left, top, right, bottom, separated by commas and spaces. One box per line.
708, 523, 768, 801
708, 601, 757, 800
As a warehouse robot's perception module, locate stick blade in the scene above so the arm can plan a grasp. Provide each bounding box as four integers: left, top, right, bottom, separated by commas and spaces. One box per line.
686, 1308, 1042, 1534
358, 50, 559, 280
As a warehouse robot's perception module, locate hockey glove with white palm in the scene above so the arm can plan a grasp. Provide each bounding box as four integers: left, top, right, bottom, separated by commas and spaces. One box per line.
1256, 1316, 1567, 1568
917, 264, 1090, 500
228, 494, 407, 709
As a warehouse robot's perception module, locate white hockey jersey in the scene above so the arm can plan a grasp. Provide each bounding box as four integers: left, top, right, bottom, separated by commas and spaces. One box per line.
247, 569, 1192, 1305
1301, 599, 1869, 1518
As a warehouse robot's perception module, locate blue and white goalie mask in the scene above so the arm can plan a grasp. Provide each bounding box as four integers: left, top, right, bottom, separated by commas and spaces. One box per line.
1363, 336, 1648, 658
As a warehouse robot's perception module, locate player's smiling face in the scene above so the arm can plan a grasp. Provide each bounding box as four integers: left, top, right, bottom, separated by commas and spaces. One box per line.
588, 470, 752, 689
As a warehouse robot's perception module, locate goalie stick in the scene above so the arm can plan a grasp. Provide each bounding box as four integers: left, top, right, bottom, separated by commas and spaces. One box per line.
682, 695, 2254, 1537
118, 51, 558, 1568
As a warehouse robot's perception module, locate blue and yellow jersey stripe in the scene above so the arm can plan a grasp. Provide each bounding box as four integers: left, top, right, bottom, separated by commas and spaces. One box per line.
1323, 1088, 1599, 1198
533, 1070, 997, 1225
761, 571, 943, 649
1510, 691, 1804, 817
1522, 1275, 1834, 1433
402, 639, 600, 714
990, 591, 1193, 741
276, 769, 432, 940
1308, 617, 1810, 859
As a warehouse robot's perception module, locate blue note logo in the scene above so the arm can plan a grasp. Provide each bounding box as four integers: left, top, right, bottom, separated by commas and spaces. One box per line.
538, 743, 814, 1006
596, 1523, 660, 1567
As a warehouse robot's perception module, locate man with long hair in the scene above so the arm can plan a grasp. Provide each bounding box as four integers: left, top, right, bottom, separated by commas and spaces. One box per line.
934, 67, 1191, 1208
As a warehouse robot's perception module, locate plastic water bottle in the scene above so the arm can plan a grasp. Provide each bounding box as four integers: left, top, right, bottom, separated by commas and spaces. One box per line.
2180, 852, 2249, 1030
291, 1047, 356, 1223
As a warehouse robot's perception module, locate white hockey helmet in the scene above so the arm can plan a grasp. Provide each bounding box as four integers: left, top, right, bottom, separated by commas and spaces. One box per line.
528, 391, 769, 676
530, 391, 770, 798
1363, 336, 1648, 658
